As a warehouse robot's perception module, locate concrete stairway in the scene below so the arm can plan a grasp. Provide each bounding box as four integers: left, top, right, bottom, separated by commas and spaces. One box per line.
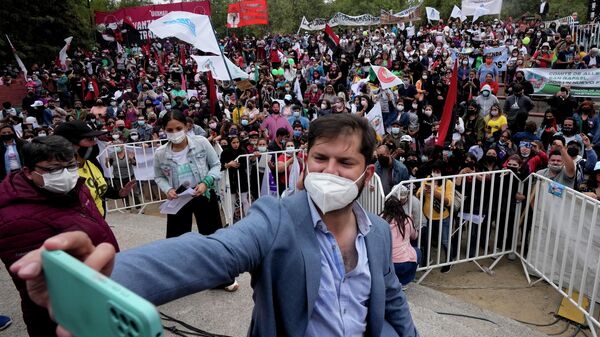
0, 212, 548, 337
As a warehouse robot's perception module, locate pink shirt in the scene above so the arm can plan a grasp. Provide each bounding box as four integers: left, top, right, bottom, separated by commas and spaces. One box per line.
261, 114, 293, 141
389, 218, 418, 264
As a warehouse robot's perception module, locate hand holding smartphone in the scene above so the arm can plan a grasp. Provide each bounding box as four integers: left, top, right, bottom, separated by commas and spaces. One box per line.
42, 250, 163, 337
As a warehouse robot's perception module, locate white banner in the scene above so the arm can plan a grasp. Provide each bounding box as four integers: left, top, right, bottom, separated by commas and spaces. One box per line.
461, 0, 502, 16
300, 12, 380, 31
483, 46, 509, 71
521, 68, 600, 97
127, 145, 156, 181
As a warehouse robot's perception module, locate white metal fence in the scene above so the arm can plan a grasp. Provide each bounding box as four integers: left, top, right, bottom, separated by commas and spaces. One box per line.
518, 173, 600, 334
572, 23, 600, 51
391, 170, 522, 281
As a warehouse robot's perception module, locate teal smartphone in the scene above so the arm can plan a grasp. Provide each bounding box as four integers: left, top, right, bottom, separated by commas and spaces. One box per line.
42, 250, 164, 337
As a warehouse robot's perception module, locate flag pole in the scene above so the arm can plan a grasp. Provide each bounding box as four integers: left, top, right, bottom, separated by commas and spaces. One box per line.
208, 17, 239, 121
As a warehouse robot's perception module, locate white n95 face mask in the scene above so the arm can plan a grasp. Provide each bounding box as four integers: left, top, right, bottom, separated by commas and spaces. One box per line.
36, 168, 79, 194
304, 169, 366, 214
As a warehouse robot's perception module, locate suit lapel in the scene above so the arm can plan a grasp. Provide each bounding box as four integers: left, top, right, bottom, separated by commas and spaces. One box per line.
365, 215, 384, 337
282, 191, 321, 322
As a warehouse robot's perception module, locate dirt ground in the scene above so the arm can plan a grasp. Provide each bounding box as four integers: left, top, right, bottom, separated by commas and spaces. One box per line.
421, 257, 594, 337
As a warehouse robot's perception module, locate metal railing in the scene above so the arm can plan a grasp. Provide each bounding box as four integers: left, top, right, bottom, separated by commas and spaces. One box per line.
572, 23, 600, 52
391, 170, 521, 282
518, 173, 600, 334
97, 139, 168, 213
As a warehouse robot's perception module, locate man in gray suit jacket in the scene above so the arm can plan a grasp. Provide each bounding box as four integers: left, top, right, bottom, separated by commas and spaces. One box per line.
12, 114, 419, 337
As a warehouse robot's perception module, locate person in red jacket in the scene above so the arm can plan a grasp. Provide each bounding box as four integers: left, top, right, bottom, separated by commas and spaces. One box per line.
0, 135, 119, 337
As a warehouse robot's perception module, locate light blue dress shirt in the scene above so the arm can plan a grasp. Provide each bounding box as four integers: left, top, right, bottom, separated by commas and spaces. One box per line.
304, 193, 372, 337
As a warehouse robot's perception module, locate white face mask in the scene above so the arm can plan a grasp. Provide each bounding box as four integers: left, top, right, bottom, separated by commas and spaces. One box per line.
424, 109, 433, 117
112, 134, 120, 140
131, 135, 139, 141
167, 130, 186, 144
304, 169, 366, 213
286, 146, 295, 154
431, 172, 441, 178
258, 146, 267, 152
35, 168, 79, 194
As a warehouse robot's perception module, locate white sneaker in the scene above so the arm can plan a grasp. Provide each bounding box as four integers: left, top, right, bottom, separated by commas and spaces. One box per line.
224, 280, 239, 292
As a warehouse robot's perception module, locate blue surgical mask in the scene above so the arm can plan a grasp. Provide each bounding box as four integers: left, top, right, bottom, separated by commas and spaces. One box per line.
138, 120, 145, 126
391, 127, 400, 134
293, 111, 300, 117
241, 119, 249, 126
293, 130, 302, 137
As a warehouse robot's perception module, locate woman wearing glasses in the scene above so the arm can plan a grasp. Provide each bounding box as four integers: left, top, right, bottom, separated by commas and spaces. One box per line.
0, 135, 119, 337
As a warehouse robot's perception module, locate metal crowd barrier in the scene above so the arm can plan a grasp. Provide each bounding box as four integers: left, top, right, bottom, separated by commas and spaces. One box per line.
572, 23, 600, 52
97, 139, 167, 213
518, 173, 600, 334
392, 170, 521, 282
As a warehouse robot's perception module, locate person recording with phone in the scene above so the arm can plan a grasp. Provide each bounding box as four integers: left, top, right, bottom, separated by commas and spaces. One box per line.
0, 135, 119, 337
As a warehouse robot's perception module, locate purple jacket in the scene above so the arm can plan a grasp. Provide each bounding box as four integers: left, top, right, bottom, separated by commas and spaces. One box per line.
0, 172, 119, 337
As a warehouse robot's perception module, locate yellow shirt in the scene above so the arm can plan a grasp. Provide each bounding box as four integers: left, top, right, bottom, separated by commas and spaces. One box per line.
78, 161, 108, 216
485, 115, 507, 138
231, 106, 246, 125
416, 179, 454, 220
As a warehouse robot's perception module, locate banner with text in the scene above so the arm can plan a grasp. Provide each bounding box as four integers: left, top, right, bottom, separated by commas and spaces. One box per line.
95, 1, 211, 39
522, 68, 600, 97
483, 46, 509, 71
300, 12, 380, 31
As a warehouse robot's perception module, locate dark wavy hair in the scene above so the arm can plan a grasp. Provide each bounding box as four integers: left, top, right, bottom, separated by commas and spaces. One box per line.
381, 196, 413, 239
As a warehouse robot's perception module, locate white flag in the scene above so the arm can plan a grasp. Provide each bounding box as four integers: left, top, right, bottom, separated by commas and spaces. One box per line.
5, 35, 27, 80
366, 102, 385, 136
371, 66, 402, 90
59, 36, 73, 70
149, 11, 220, 55
450, 5, 467, 21
473, 5, 489, 22
426, 7, 440, 21
191, 55, 249, 81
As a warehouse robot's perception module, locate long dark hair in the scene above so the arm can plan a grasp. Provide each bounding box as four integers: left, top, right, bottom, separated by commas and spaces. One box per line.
381, 196, 413, 239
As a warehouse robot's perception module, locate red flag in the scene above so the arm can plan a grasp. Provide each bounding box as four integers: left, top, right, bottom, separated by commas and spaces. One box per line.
180, 45, 186, 66
323, 24, 340, 52
154, 50, 165, 75
436, 60, 458, 147
181, 73, 187, 92
227, 0, 269, 28
208, 71, 216, 116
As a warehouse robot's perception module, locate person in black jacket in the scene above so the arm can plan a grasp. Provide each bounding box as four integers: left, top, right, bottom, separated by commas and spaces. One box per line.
0, 124, 25, 181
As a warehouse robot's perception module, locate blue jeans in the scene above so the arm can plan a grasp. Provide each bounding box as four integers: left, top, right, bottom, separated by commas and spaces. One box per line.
393, 248, 422, 285
421, 217, 453, 262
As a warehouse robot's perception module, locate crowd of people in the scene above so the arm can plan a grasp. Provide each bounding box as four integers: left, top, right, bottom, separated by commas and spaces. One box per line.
1, 10, 600, 337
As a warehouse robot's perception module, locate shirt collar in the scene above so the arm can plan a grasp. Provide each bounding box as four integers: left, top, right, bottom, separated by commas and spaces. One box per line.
306, 192, 372, 236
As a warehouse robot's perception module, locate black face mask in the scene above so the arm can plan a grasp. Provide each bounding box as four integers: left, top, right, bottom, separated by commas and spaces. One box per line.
378, 156, 390, 167
562, 127, 573, 136
567, 147, 579, 157
485, 155, 497, 163
118, 126, 125, 131
0, 134, 14, 142
77, 146, 93, 160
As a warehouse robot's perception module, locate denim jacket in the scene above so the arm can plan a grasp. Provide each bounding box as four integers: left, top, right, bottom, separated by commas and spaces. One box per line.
154, 135, 221, 193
